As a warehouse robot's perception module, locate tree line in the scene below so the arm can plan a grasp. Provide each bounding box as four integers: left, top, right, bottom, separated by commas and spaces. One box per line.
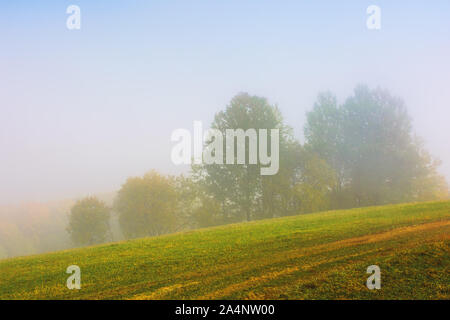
67, 85, 449, 246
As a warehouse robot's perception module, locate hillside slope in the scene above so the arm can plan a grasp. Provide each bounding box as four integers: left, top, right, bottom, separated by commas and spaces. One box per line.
0, 201, 449, 300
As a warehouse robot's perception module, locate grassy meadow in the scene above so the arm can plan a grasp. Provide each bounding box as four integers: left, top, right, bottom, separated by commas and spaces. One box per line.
0, 201, 449, 300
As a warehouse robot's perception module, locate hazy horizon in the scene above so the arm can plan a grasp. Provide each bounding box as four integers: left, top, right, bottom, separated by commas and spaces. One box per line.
1, 1, 449, 206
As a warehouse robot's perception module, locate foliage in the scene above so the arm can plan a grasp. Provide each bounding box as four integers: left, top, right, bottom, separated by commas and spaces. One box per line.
305, 85, 448, 208
0, 219, 35, 258
115, 171, 178, 238
67, 197, 111, 246
193, 92, 299, 222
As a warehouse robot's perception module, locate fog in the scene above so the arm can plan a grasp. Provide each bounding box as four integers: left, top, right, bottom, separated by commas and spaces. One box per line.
1, 0, 449, 207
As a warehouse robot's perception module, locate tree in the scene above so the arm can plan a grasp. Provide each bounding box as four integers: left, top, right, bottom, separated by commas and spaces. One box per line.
262, 141, 336, 216
115, 171, 178, 238
173, 174, 205, 229
408, 138, 449, 201
305, 85, 448, 208
0, 219, 35, 258
192, 93, 336, 221
290, 146, 336, 214
193, 93, 296, 222
66, 197, 111, 246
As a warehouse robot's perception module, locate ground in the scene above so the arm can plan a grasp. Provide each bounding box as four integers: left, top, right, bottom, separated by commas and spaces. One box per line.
0, 201, 449, 299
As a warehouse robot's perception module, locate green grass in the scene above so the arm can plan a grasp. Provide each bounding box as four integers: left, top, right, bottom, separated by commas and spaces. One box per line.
0, 201, 449, 300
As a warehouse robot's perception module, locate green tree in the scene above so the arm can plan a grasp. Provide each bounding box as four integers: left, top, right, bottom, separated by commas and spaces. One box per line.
116, 171, 178, 238
408, 138, 449, 201
173, 174, 204, 229
266, 141, 336, 216
305, 85, 448, 208
193, 93, 336, 221
0, 219, 35, 258
291, 146, 336, 214
193, 93, 295, 222
66, 197, 111, 246
192, 195, 224, 228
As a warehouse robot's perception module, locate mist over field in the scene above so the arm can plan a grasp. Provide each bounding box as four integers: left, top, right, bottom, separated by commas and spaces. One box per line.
0, 1, 449, 265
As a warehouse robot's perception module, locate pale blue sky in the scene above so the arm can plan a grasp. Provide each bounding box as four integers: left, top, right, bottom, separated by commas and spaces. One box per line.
1, 1, 449, 204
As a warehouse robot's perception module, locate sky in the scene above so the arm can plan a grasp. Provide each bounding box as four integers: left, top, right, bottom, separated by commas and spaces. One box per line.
0, 0, 449, 205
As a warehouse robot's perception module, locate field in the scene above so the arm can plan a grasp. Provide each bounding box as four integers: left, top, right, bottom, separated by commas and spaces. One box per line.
0, 201, 449, 300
